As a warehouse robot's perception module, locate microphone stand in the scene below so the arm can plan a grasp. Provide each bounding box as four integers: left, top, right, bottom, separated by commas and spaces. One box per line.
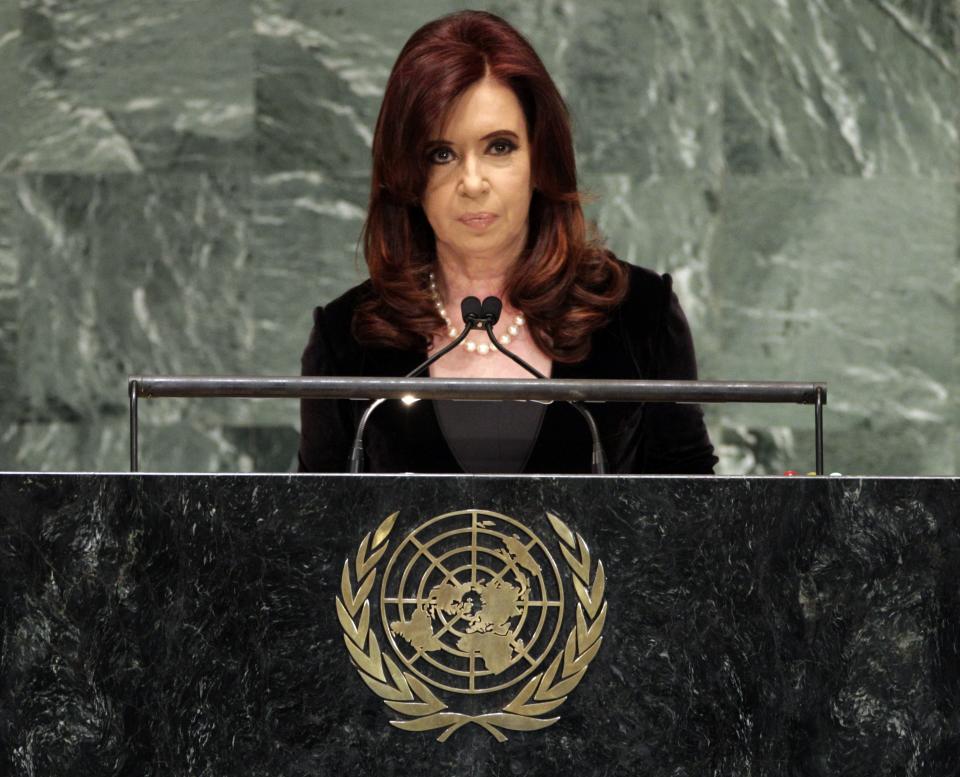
349, 295, 609, 475
348, 298, 481, 473
479, 311, 608, 475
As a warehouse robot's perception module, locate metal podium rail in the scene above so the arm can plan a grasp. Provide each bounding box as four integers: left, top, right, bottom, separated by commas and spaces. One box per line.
127, 376, 827, 474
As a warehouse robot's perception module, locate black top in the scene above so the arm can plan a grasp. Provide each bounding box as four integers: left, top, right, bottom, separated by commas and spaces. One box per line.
434, 400, 546, 474
298, 262, 717, 475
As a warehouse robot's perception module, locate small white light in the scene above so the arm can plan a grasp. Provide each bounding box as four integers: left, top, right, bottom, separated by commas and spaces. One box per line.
514, 315, 525, 326
401, 394, 419, 406
465, 341, 477, 352
507, 324, 519, 336
448, 327, 458, 338
477, 343, 490, 355
499, 334, 511, 345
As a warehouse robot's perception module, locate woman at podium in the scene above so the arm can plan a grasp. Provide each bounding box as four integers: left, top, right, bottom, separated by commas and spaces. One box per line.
299, 10, 716, 475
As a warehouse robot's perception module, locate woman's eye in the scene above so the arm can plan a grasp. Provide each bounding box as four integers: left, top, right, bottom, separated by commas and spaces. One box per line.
428, 147, 454, 164
489, 139, 516, 155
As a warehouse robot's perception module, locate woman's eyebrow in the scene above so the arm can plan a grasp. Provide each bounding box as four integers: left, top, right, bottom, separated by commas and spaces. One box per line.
479, 129, 520, 140
426, 129, 521, 145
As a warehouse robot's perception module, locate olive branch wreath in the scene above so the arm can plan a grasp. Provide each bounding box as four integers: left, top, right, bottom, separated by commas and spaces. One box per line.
335, 510, 606, 742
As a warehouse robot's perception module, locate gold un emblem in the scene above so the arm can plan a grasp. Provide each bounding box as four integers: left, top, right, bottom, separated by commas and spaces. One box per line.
336, 509, 607, 741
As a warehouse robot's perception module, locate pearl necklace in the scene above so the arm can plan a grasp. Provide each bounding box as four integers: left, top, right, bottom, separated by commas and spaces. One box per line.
429, 271, 526, 356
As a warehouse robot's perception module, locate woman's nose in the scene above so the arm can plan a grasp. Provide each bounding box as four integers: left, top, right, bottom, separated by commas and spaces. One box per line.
458, 156, 489, 197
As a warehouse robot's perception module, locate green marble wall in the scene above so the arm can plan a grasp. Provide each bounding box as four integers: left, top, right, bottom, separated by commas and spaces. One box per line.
0, 0, 956, 474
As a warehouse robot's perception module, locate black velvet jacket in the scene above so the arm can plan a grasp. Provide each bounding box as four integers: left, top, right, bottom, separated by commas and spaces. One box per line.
298, 263, 717, 474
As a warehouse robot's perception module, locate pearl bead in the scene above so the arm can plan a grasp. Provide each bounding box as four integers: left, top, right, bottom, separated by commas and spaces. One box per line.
427, 272, 527, 357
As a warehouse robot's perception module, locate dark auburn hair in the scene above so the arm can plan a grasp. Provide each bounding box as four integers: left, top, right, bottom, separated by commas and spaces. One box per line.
355, 10, 628, 362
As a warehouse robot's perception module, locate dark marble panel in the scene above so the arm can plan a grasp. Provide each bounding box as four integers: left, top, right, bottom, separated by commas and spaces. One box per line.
220, 424, 299, 472
581, 172, 719, 330
870, 0, 959, 54
702, 176, 955, 475
550, 0, 723, 177
0, 419, 298, 473
248, 171, 369, 374
254, 0, 723, 180
724, 418, 954, 478
0, 1, 20, 168
2, 474, 959, 775
10, 0, 252, 173
253, 0, 411, 175
0, 176, 17, 421
128, 416, 299, 474
723, 0, 959, 177
709, 409, 817, 476
954, 180, 959, 475
251, 0, 581, 174
0, 418, 128, 471
0, 0, 956, 479
13, 173, 254, 421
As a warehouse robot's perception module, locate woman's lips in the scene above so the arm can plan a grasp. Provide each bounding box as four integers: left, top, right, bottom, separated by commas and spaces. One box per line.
458, 212, 498, 230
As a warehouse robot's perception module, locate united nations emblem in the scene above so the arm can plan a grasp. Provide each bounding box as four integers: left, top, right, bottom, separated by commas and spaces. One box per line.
336, 509, 606, 741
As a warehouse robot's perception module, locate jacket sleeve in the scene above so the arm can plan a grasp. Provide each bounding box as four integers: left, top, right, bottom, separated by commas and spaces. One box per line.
297, 306, 354, 473
635, 276, 718, 474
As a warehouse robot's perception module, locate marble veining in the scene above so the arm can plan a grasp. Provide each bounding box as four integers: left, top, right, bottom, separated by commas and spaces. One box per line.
723, 0, 957, 177
702, 177, 955, 474
0, 1, 22, 170
9, 0, 253, 173
0, 1, 956, 475
1, 474, 958, 775
0, 177, 17, 418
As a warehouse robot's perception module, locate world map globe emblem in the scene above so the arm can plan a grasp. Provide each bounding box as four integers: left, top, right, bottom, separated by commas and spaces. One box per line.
380, 509, 565, 694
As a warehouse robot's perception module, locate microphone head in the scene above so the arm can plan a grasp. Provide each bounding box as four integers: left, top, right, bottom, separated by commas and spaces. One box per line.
461, 296, 483, 326
481, 296, 503, 325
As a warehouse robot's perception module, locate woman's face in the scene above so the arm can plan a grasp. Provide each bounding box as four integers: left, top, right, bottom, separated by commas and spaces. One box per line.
421, 76, 533, 269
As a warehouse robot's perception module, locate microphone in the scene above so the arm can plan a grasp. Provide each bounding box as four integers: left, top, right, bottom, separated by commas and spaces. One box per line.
477, 296, 608, 475
349, 297, 482, 473
462, 295, 484, 326
477, 296, 545, 378
349, 295, 609, 475
480, 296, 502, 326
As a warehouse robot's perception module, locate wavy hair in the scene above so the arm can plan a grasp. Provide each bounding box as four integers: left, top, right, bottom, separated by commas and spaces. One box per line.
354, 10, 628, 362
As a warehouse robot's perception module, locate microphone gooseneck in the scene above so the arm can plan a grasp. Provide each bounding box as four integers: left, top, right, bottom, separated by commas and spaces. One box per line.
350, 293, 609, 475
480, 297, 608, 475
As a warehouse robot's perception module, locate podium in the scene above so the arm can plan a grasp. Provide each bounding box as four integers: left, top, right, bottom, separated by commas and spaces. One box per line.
3, 473, 958, 776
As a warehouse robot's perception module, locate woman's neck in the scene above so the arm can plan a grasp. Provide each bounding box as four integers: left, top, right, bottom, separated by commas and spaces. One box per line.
433, 252, 514, 312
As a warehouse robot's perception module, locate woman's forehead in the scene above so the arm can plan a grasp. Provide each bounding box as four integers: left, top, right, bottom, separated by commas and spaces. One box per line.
430, 77, 529, 142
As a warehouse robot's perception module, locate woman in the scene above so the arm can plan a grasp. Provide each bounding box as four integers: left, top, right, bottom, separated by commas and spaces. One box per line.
299, 10, 716, 475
